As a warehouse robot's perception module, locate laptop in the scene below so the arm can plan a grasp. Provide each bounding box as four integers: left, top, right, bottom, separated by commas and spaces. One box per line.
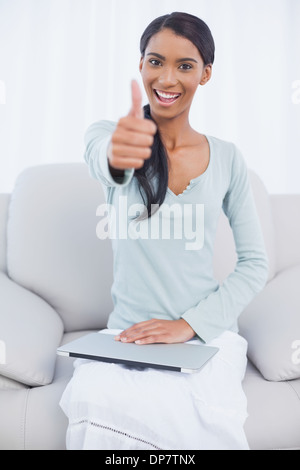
57, 331, 219, 374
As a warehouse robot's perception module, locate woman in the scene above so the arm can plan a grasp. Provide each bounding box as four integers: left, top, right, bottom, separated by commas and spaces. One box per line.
60, 12, 268, 450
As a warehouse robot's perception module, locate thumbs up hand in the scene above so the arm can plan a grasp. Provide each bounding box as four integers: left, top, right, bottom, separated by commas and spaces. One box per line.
128, 79, 144, 120
108, 80, 157, 171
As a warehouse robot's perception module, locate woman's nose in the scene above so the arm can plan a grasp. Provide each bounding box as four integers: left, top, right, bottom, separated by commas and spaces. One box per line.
158, 67, 178, 87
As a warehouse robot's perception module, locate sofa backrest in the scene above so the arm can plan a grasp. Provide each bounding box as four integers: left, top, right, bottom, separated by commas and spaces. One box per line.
6, 164, 114, 332
6, 163, 276, 333
269, 194, 300, 273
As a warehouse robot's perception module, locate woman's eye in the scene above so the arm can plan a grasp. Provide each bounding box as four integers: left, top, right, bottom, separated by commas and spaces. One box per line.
149, 59, 161, 66
179, 63, 193, 70
148, 60, 192, 70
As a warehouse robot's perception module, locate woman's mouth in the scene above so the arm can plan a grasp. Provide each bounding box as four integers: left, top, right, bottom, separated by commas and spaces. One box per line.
153, 89, 181, 107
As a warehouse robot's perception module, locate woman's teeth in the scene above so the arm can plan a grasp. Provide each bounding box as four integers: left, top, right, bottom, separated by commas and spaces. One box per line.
155, 89, 181, 103
156, 90, 180, 99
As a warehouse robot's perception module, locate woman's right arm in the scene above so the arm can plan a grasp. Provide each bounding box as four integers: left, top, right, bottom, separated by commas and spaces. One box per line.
84, 80, 157, 188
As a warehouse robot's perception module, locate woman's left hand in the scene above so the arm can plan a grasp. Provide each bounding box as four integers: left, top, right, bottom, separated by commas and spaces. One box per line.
114, 319, 195, 345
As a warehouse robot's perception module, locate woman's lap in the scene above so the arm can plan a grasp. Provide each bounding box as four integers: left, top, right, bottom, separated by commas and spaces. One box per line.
60, 330, 249, 450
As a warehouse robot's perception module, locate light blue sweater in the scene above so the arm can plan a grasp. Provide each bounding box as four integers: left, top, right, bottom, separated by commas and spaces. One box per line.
84, 120, 269, 343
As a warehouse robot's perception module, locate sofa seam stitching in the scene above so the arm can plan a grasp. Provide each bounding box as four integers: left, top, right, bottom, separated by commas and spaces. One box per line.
21, 389, 30, 450
286, 381, 300, 401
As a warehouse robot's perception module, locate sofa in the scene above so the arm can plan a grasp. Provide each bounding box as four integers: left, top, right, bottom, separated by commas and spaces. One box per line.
0, 163, 299, 450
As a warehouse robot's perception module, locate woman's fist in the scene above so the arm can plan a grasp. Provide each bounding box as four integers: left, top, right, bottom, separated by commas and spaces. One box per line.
108, 80, 157, 171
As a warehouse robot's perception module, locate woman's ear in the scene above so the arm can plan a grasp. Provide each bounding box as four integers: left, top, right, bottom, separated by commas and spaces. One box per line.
200, 64, 212, 86
139, 56, 144, 73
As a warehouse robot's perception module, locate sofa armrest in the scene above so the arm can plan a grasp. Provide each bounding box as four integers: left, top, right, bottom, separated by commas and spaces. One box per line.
0, 194, 10, 274
270, 194, 300, 273
0, 272, 64, 386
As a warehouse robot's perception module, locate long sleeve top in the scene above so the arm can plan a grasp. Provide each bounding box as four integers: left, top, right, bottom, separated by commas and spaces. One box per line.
84, 120, 269, 343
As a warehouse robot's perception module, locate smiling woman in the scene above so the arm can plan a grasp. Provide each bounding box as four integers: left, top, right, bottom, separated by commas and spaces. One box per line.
134, 13, 214, 217
60, 11, 269, 451
145, 51, 199, 105
141, 32, 211, 111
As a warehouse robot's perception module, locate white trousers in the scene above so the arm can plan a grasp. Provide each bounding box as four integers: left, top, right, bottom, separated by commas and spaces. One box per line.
60, 330, 249, 450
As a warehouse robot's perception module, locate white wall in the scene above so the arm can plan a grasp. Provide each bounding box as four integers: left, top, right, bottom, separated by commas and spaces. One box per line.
0, 0, 299, 194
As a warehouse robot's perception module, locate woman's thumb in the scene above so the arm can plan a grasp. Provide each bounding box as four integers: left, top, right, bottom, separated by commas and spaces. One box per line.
128, 79, 143, 119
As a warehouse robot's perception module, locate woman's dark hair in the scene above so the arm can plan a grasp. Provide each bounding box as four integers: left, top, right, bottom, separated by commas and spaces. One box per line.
134, 12, 215, 220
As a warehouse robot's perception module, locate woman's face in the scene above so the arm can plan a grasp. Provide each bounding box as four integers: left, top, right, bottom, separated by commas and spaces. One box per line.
139, 28, 212, 120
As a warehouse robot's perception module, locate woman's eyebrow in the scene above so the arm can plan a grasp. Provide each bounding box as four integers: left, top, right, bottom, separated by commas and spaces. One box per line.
177, 57, 198, 64
147, 52, 198, 63
147, 52, 166, 60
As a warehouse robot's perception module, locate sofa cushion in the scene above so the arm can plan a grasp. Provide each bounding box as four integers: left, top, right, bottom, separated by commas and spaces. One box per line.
243, 361, 300, 450
239, 264, 300, 381
0, 273, 64, 386
0, 330, 92, 450
6, 164, 113, 332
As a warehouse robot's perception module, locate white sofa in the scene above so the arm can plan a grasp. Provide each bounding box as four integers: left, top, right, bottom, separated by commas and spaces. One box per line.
0, 163, 300, 450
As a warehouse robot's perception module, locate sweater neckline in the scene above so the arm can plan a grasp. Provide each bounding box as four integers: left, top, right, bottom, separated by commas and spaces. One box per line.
167, 135, 212, 199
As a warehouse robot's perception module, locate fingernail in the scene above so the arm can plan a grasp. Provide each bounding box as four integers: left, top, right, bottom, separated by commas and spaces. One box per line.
121, 337, 127, 342
114, 335, 120, 341
135, 340, 142, 345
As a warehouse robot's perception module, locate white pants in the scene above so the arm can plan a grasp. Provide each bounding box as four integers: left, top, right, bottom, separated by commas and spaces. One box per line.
60, 330, 249, 450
